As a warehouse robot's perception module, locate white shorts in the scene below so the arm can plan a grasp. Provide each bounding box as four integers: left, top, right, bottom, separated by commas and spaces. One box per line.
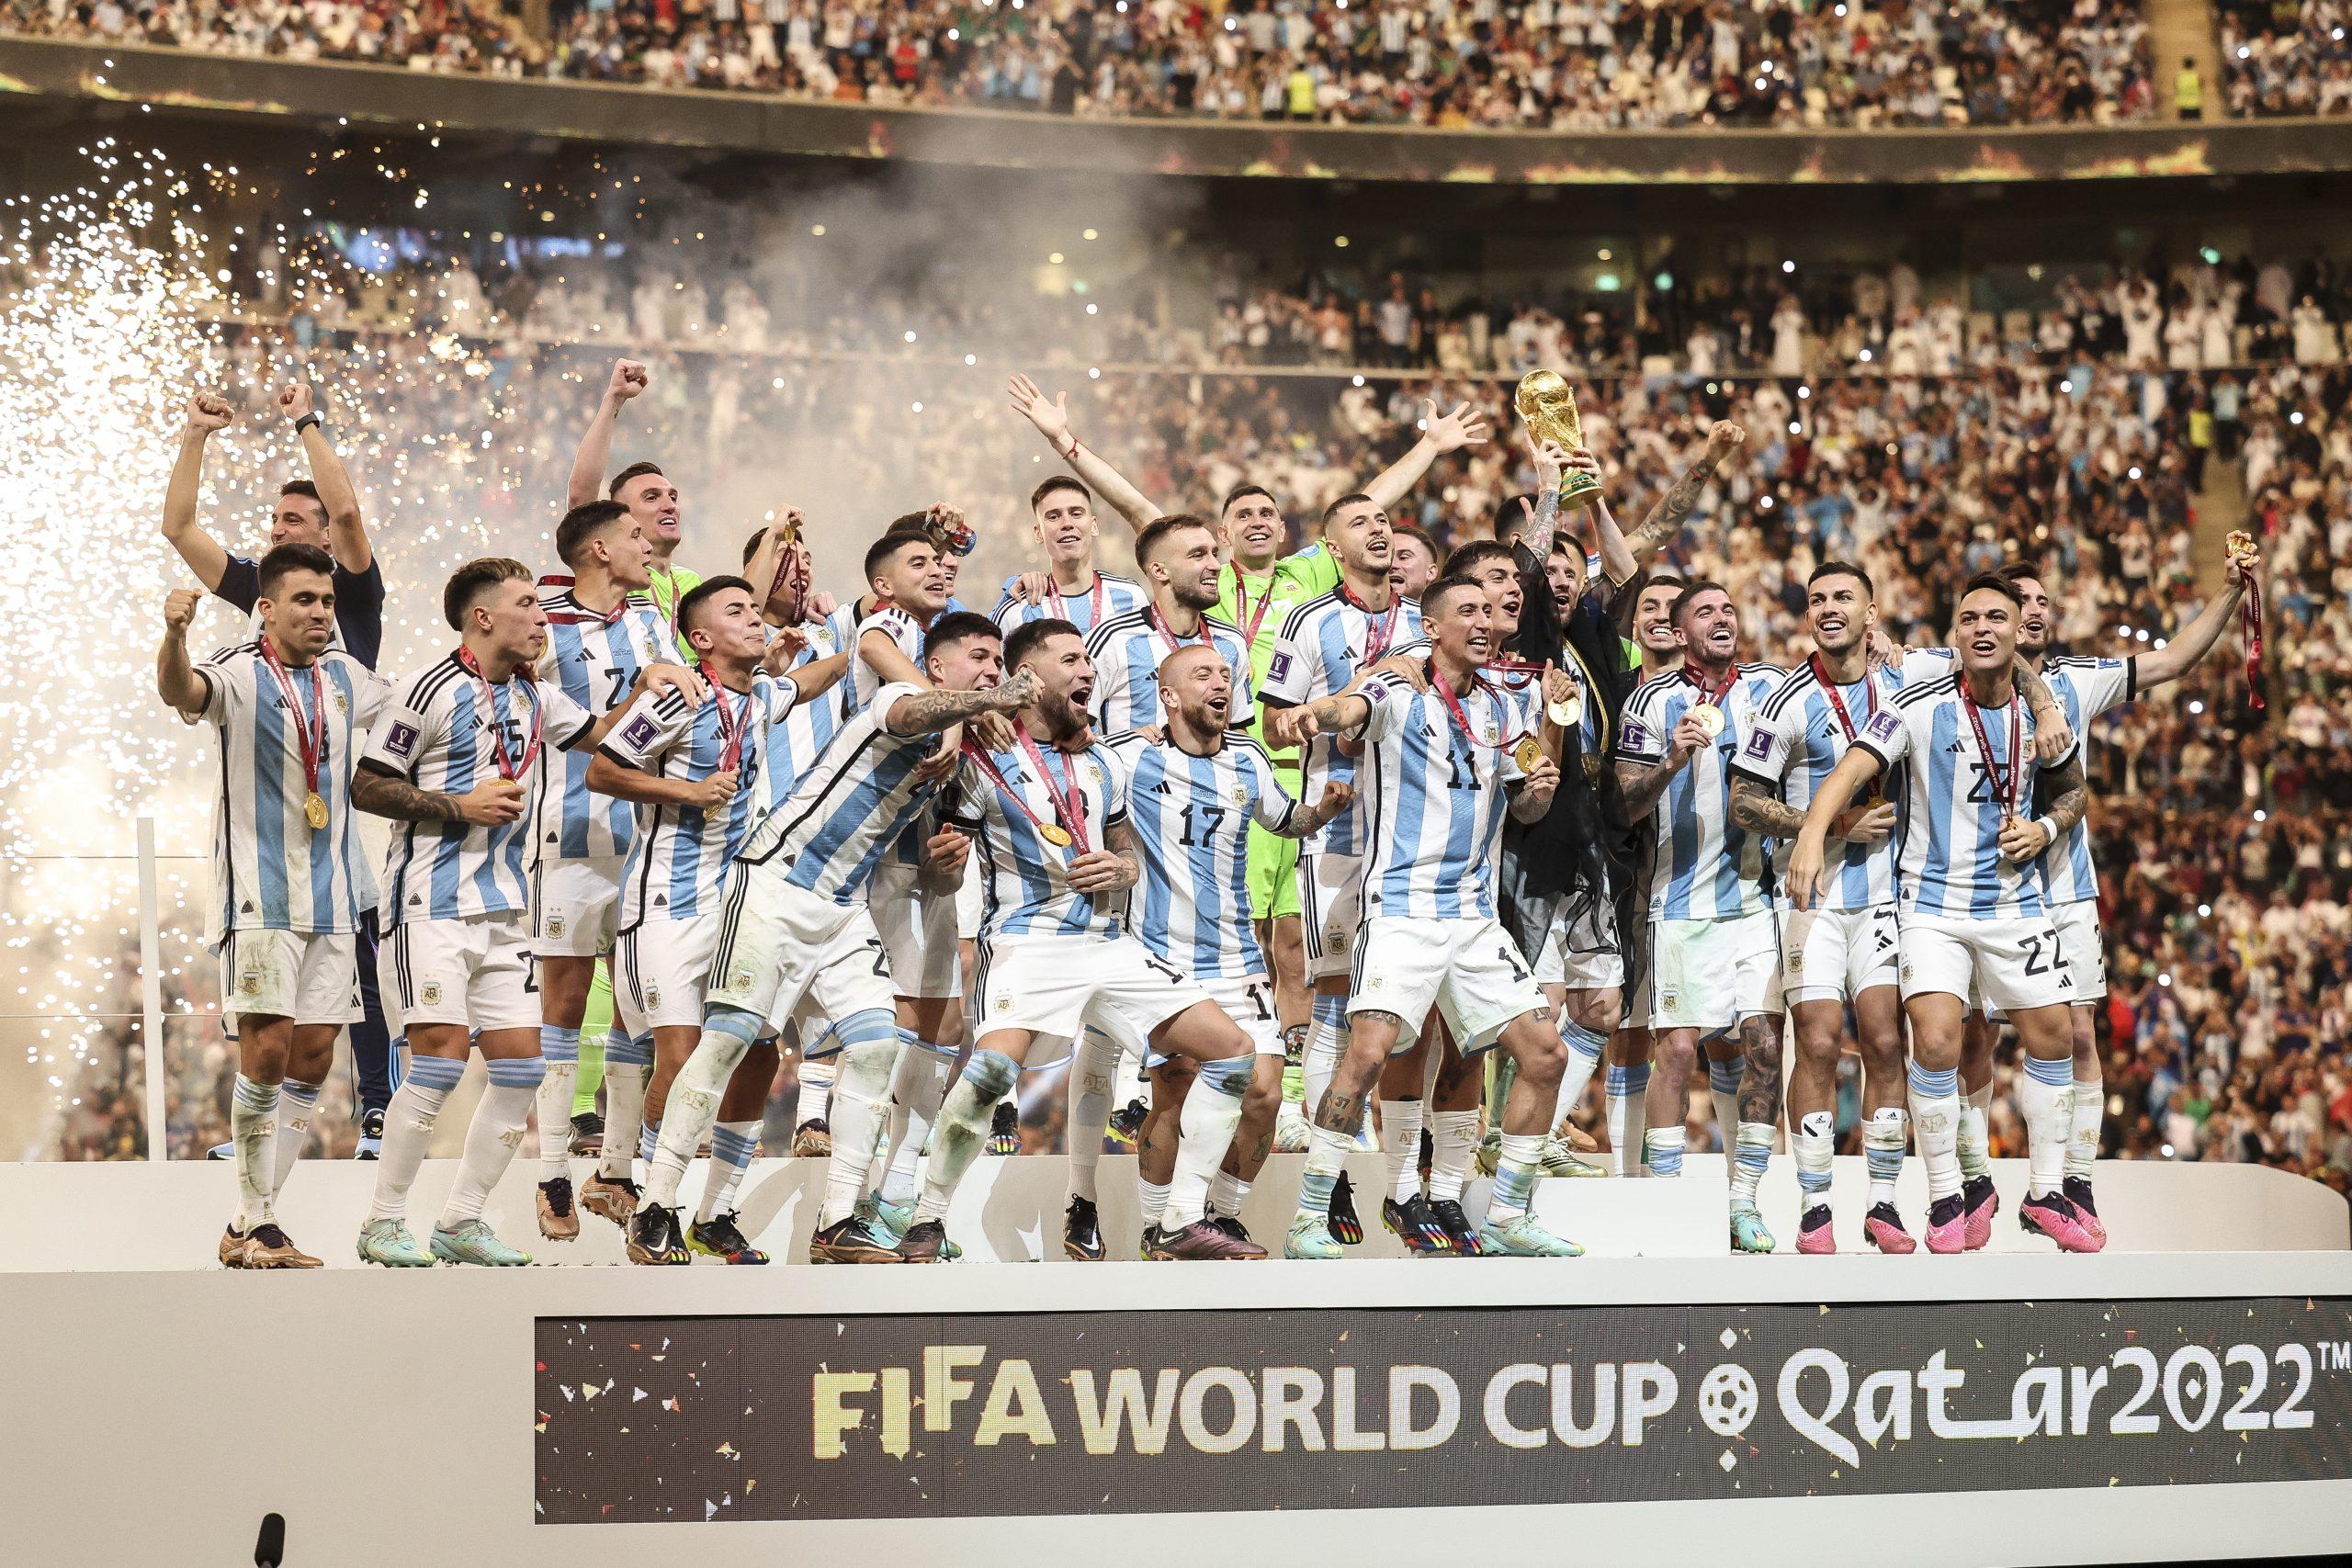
530, 856, 622, 958
1534, 898, 1625, 991
1299, 844, 1365, 982
972, 932, 1208, 1045
871, 858, 960, 1000
1778, 903, 1900, 1006
217, 929, 361, 1027
615, 914, 718, 1036
1899, 909, 2074, 1014
1621, 919, 1655, 1032
1349, 916, 1545, 1055
380, 913, 536, 1033
705, 865, 899, 1032
1650, 910, 1781, 1032
956, 870, 983, 942
1136, 972, 1283, 1068
2052, 900, 2108, 1002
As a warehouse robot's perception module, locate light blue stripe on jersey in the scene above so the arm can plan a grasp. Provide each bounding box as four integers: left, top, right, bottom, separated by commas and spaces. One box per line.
1088, 613, 1256, 735
961, 740, 1126, 941
539, 600, 664, 861
1359, 681, 1517, 922
253, 665, 293, 926
1121, 739, 1277, 977
994, 574, 1146, 637
2037, 657, 2129, 906
1889, 682, 2048, 921
1623, 665, 1781, 920
774, 727, 938, 906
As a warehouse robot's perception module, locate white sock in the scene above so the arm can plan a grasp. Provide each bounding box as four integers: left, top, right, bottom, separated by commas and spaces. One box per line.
697, 1120, 761, 1224
1863, 1106, 1907, 1205
1163, 1056, 1250, 1230
1909, 1064, 1962, 1202
599, 1033, 651, 1181
2067, 1074, 2102, 1181
1487, 1132, 1544, 1220
368, 1055, 461, 1223
1303, 1001, 1347, 1121
1380, 1098, 1425, 1203
819, 1018, 900, 1225
1606, 1060, 1651, 1177
797, 1051, 836, 1126
1109, 1043, 1148, 1118
1138, 1179, 1170, 1230
1557, 1018, 1607, 1123
1794, 1110, 1835, 1210
1729, 1122, 1773, 1211
438, 1057, 543, 1228
1068, 1029, 1120, 1204
645, 1030, 750, 1211
269, 1078, 321, 1201
1209, 1168, 1250, 1217
1426, 1108, 1480, 1203
880, 1033, 949, 1208
231, 1075, 279, 1231
1643, 1125, 1685, 1178
2019, 1055, 2075, 1199
537, 1024, 579, 1175
910, 1050, 1016, 1223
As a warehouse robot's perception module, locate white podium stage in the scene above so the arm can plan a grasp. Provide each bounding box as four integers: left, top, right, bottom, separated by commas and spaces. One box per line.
2, 1156, 2346, 1568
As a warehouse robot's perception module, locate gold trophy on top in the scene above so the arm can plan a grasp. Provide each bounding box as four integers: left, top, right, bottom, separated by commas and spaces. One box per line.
1515, 369, 1604, 511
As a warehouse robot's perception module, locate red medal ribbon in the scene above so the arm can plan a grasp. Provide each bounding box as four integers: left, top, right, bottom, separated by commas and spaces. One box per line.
1231, 568, 1279, 648
1810, 654, 1876, 740
702, 665, 753, 773
1430, 664, 1500, 751
456, 649, 545, 782
1683, 661, 1737, 710
1486, 655, 1545, 692
961, 726, 1091, 854
1145, 604, 1213, 660
258, 637, 327, 801
1048, 571, 1106, 633
2238, 565, 2267, 712
1958, 682, 2021, 822
1339, 581, 1401, 667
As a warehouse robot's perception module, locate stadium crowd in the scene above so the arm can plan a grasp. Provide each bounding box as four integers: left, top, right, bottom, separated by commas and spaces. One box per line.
2218, 0, 2352, 118
6, 0, 2160, 129
19, 231, 2350, 1193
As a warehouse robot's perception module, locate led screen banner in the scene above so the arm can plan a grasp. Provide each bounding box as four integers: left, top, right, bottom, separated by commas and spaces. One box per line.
536, 1297, 2352, 1522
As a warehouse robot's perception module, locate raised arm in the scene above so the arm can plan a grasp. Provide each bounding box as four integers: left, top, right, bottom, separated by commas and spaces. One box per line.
1621, 419, 1747, 565
861, 626, 930, 691
882, 668, 1037, 738
161, 393, 234, 592
1361, 398, 1489, 516
568, 357, 647, 510
2133, 558, 2254, 689
1007, 373, 1163, 530
155, 590, 209, 716
280, 380, 369, 573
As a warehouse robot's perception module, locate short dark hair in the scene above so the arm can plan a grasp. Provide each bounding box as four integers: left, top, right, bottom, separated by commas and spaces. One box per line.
1135, 513, 1215, 572
676, 574, 753, 641
1393, 523, 1439, 562
555, 500, 634, 568
1961, 571, 2024, 609
1003, 616, 1080, 671
256, 542, 334, 600
607, 460, 665, 500
1446, 538, 1517, 578
444, 558, 532, 631
1031, 476, 1090, 513
1807, 560, 1874, 598
1999, 561, 2049, 592
1668, 579, 1731, 628
277, 479, 322, 507
1320, 491, 1374, 529
740, 526, 768, 567
1419, 572, 1487, 619
925, 611, 1001, 660
1220, 483, 1279, 516
863, 528, 933, 586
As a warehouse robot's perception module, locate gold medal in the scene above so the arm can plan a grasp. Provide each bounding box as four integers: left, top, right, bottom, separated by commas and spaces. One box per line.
2226, 528, 2256, 567
1692, 702, 1724, 739
1512, 737, 1544, 773
302, 791, 329, 830
1038, 823, 1073, 849
1547, 691, 1583, 728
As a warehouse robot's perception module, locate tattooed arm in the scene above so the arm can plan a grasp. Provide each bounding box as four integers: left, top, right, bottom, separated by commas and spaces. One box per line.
1727, 776, 1810, 839
352, 763, 518, 826
1619, 420, 1747, 571
882, 669, 1037, 738
2001, 748, 2091, 864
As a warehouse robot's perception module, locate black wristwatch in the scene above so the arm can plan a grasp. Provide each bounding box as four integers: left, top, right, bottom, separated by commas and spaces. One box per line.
293, 412, 322, 435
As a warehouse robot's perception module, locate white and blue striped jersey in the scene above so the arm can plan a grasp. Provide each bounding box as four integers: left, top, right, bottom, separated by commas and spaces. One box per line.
1617, 663, 1787, 920
1353, 669, 1532, 923
1854, 673, 2074, 921
1736, 649, 1952, 912
2035, 655, 2134, 906
602, 675, 799, 929
193, 644, 390, 943
766, 620, 848, 803
736, 681, 950, 906
1084, 608, 1259, 735
846, 605, 931, 719
944, 732, 1132, 942
532, 584, 674, 864
993, 570, 1147, 638
1261, 589, 1426, 858
364, 654, 595, 927
1108, 732, 1299, 977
